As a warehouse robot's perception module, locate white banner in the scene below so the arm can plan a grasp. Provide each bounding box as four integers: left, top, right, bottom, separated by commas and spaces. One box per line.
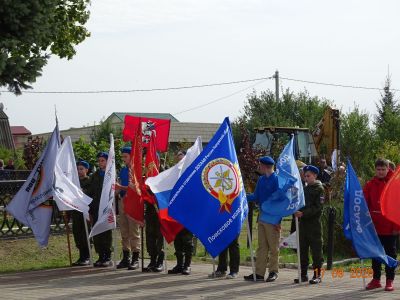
89, 134, 116, 238
53, 136, 92, 219
280, 231, 297, 249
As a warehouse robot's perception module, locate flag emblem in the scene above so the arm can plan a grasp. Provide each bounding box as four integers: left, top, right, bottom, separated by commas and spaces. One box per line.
201, 158, 241, 213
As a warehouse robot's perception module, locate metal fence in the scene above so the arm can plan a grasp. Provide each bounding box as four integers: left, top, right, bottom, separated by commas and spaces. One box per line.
0, 172, 67, 239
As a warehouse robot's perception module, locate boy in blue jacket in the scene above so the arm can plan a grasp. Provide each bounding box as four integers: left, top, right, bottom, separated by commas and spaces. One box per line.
244, 156, 280, 282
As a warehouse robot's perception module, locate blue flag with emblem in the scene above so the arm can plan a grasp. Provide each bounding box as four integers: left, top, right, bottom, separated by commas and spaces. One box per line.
168, 117, 248, 257
261, 136, 305, 224
343, 160, 397, 268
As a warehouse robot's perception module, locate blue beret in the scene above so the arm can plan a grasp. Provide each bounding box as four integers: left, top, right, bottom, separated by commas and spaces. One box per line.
259, 156, 275, 165
121, 146, 131, 154
97, 152, 109, 160
303, 165, 319, 175
77, 160, 89, 169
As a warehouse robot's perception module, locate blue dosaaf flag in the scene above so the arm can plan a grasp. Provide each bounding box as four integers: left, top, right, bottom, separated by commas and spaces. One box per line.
168, 117, 248, 257
343, 160, 397, 268
261, 136, 305, 223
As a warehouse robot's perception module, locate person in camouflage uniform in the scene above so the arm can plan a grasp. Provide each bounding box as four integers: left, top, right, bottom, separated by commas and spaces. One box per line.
294, 165, 325, 284
71, 160, 91, 266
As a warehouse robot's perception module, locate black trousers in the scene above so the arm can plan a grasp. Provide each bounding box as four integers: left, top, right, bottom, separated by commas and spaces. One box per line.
71, 211, 90, 256
92, 212, 112, 257
372, 235, 397, 280
174, 228, 194, 257
145, 203, 163, 258
217, 237, 240, 273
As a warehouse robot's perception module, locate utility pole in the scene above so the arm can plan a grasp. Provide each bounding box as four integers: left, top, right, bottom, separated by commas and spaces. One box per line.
273, 70, 279, 101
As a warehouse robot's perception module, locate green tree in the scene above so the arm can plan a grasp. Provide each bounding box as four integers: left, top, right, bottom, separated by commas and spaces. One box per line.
341, 106, 376, 180
239, 89, 331, 130
375, 75, 400, 143
0, 0, 91, 94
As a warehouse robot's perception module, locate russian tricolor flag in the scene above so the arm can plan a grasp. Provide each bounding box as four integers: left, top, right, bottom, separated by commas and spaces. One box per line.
145, 137, 203, 242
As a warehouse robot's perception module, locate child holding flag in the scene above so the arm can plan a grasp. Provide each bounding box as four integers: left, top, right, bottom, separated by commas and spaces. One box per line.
244, 156, 280, 282
87, 152, 113, 267
71, 160, 91, 266
294, 165, 324, 284
364, 158, 398, 291
115, 147, 141, 270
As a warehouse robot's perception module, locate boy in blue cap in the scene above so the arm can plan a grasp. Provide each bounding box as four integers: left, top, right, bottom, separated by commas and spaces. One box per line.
115, 146, 141, 270
244, 156, 280, 282
71, 160, 91, 266
86, 152, 114, 267
294, 165, 325, 284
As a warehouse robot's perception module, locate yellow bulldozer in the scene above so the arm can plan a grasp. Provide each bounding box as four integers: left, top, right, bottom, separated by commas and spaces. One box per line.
253, 106, 340, 166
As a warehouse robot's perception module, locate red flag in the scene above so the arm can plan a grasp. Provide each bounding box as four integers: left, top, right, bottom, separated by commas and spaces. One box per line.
381, 166, 400, 227
142, 134, 159, 205
124, 123, 144, 226
158, 209, 183, 243
123, 115, 171, 152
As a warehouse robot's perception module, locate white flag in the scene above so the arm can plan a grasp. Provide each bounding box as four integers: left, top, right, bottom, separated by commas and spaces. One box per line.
331, 149, 338, 171
53, 136, 92, 219
145, 137, 203, 202
6, 124, 60, 247
280, 231, 297, 249
89, 134, 116, 238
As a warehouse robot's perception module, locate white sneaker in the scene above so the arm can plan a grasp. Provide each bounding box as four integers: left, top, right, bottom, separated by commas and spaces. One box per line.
226, 272, 238, 279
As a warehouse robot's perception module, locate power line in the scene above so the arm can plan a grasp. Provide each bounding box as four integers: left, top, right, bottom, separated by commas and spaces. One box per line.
0, 76, 272, 94
280, 76, 400, 92
174, 79, 268, 116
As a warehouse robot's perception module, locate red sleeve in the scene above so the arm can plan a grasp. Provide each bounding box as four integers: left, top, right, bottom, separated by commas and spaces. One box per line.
363, 181, 371, 209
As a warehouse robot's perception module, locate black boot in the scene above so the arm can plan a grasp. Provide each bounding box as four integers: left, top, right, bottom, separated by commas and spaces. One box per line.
128, 252, 140, 270
168, 253, 184, 274
294, 267, 309, 284
309, 268, 322, 284
143, 256, 157, 272
100, 251, 113, 267
154, 251, 165, 272
182, 254, 192, 275
117, 250, 131, 269
93, 253, 104, 267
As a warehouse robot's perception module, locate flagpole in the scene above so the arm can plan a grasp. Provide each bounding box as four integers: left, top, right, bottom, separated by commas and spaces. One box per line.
246, 216, 257, 282
141, 226, 145, 272
83, 215, 93, 265
361, 259, 366, 290
62, 212, 73, 266
163, 237, 168, 274
295, 217, 302, 283
212, 258, 216, 277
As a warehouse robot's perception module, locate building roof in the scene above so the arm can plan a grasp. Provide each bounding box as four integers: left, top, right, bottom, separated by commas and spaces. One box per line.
109, 112, 179, 123
11, 126, 31, 135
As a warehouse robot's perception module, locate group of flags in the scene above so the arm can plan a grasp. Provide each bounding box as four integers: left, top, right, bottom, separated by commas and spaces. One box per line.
5, 114, 400, 268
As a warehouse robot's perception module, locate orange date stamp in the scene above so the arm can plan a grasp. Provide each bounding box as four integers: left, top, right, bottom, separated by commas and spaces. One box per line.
318, 267, 373, 279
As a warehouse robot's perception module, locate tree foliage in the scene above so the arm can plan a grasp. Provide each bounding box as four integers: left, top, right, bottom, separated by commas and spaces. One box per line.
340, 106, 376, 180
0, 0, 91, 94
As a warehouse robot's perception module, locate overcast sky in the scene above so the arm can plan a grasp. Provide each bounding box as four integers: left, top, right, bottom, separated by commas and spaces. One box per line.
1, 0, 400, 134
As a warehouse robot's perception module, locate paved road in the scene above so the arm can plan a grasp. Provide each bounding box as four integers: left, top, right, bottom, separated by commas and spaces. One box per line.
0, 262, 398, 299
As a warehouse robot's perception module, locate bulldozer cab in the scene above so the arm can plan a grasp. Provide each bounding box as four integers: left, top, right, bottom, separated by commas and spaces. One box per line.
253, 127, 318, 163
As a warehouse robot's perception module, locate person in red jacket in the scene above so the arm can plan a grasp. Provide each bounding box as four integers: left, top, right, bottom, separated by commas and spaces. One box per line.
364, 158, 399, 292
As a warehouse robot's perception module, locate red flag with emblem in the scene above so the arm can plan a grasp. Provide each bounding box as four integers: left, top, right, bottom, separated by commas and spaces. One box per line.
124, 122, 144, 225
123, 115, 171, 152
381, 166, 400, 227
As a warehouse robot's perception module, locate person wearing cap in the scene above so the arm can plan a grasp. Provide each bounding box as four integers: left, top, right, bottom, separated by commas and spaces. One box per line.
115, 146, 141, 270
168, 150, 195, 276
244, 156, 280, 283
86, 152, 113, 267
294, 165, 325, 284
71, 160, 92, 266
